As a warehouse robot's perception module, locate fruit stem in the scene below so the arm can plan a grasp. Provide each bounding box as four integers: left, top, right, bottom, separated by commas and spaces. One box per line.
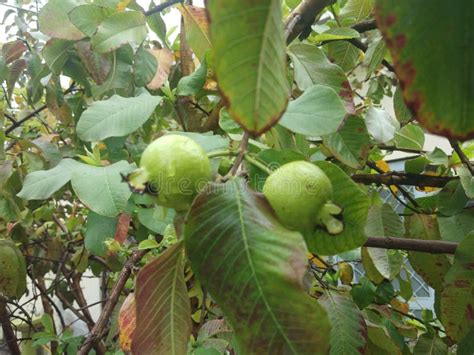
243, 154, 273, 175
207, 149, 238, 159
316, 202, 344, 235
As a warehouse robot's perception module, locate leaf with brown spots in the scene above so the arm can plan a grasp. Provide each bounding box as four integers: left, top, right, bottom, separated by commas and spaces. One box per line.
118, 293, 136, 352
206, 0, 289, 135
376, 1, 474, 140
185, 178, 330, 354
320, 292, 367, 354
178, 5, 210, 61
404, 214, 451, 291
1, 40, 27, 64
146, 48, 174, 90
441, 231, 474, 341
132, 241, 191, 355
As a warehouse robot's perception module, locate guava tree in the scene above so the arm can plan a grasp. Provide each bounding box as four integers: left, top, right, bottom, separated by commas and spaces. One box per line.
0, 0, 473, 354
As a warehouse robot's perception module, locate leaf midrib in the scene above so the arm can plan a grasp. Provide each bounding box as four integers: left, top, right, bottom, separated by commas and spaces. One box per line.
233, 181, 296, 353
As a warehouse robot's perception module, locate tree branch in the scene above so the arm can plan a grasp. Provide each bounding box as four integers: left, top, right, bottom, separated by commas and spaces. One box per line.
144, 0, 183, 17
285, 0, 336, 43
77, 250, 148, 355
450, 139, 474, 175
0, 298, 21, 355
351, 172, 457, 188
364, 237, 457, 254
352, 19, 377, 33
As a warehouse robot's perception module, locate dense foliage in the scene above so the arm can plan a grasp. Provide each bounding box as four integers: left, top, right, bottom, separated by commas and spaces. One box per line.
0, 0, 473, 354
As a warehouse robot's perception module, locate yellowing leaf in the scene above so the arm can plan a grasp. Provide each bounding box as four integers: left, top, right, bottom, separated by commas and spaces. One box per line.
118, 293, 136, 352
178, 5, 211, 60
117, 0, 131, 12
146, 48, 174, 90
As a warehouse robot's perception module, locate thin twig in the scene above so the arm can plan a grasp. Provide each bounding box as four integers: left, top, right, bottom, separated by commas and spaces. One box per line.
77, 250, 148, 355
144, 0, 183, 16
229, 132, 250, 176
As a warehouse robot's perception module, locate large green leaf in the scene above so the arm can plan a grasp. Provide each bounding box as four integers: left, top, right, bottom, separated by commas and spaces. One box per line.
85, 211, 118, 256
323, 116, 371, 169
413, 333, 448, 355
42, 39, 75, 75
376, 1, 474, 140
207, 0, 289, 135
137, 206, 175, 235
365, 107, 399, 144
319, 292, 367, 354
440, 232, 474, 341
279, 85, 346, 137
307, 161, 369, 255
69, 4, 114, 37
132, 241, 191, 355
38, 0, 86, 40
185, 178, 330, 354
91, 11, 147, 53
364, 204, 404, 280
459, 166, 474, 198
76, 93, 161, 141
17, 158, 80, 200
71, 161, 135, 217
287, 43, 352, 100
178, 5, 211, 61
404, 214, 451, 291
341, 0, 374, 22
327, 41, 361, 72
438, 209, 474, 243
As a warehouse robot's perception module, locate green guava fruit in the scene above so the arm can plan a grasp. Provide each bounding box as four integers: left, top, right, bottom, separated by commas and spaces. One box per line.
0, 239, 27, 298
262, 161, 343, 235
127, 135, 211, 211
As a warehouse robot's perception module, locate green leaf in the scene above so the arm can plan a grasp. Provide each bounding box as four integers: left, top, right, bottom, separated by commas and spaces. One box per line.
427, 147, 448, 166
185, 178, 330, 353
308, 161, 369, 255
376, 1, 474, 140
177, 58, 207, 96
404, 214, 451, 291
323, 116, 371, 169
363, 37, 386, 79
76, 93, 162, 141
91, 50, 133, 97
394, 123, 425, 151
459, 166, 474, 198
207, 0, 289, 135
137, 239, 160, 250
38, 0, 86, 40
133, 242, 191, 355
279, 85, 346, 137
133, 46, 157, 87
319, 292, 367, 354
173, 132, 229, 153
365, 107, 399, 143
91, 11, 147, 53
364, 204, 404, 280
440, 231, 474, 341
42, 39, 75, 75
69, 4, 114, 37
327, 41, 361, 72
71, 161, 135, 217
313, 27, 360, 42
178, 5, 211, 61
366, 324, 401, 355
85, 211, 117, 256
17, 158, 80, 200
438, 209, 474, 243
341, 0, 374, 22
219, 108, 242, 135
393, 86, 412, 124
413, 333, 448, 355
438, 180, 469, 217
137, 206, 175, 235
288, 43, 352, 101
